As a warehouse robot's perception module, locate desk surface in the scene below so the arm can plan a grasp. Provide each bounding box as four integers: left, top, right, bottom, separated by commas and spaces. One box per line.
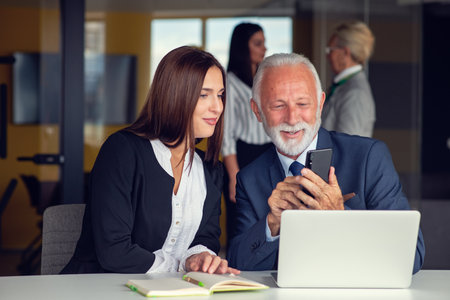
0, 270, 449, 300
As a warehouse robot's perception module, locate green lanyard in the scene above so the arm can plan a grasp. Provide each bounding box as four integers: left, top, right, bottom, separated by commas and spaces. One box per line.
326, 70, 361, 100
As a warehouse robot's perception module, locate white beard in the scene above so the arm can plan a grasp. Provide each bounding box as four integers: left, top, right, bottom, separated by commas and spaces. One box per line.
262, 116, 321, 157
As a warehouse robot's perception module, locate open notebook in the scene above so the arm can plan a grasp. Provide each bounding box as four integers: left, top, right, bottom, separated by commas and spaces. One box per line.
126, 272, 268, 297
276, 210, 420, 288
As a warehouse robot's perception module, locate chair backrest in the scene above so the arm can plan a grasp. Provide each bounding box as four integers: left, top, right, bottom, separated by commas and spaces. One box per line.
41, 204, 85, 275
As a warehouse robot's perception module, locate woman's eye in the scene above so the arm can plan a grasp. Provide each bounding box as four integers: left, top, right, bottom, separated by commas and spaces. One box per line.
218, 94, 224, 100
200, 94, 208, 98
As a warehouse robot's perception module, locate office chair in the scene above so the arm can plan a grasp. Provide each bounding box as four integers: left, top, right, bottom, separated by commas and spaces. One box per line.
41, 204, 85, 275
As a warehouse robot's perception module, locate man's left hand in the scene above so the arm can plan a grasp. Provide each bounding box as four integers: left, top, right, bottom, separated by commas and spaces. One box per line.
296, 166, 345, 210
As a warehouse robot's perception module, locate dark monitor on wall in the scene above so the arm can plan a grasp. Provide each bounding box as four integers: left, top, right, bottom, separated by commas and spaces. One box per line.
12, 52, 137, 125
13, 53, 60, 124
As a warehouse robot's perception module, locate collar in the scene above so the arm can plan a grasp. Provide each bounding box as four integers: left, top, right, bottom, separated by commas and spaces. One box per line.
334, 64, 362, 83
276, 133, 318, 177
150, 139, 192, 176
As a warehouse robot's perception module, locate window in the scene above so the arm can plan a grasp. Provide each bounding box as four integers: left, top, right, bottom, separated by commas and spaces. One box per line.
150, 17, 292, 80
150, 19, 202, 79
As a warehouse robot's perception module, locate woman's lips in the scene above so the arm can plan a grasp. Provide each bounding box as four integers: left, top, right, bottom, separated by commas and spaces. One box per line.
203, 118, 217, 125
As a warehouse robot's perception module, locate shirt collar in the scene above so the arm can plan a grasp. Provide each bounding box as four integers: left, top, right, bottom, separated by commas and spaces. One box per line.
276, 133, 318, 177
150, 139, 191, 176
334, 64, 362, 83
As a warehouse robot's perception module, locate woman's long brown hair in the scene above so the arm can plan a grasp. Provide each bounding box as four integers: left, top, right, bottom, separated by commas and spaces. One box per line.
126, 46, 226, 165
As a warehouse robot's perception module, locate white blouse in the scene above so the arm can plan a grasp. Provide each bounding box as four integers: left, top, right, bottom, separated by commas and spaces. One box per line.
221, 72, 271, 157
147, 139, 215, 273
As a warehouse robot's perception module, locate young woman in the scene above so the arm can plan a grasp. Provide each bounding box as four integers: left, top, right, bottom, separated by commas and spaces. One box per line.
222, 23, 272, 240
61, 46, 239, 275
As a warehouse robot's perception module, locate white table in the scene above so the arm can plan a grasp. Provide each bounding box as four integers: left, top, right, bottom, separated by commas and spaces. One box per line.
0, 270, 449, 300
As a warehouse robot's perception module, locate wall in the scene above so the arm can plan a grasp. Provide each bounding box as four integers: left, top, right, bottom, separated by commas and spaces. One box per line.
0, 6, 59, 249
0, 6, 152, 248
0, 5, 228, 250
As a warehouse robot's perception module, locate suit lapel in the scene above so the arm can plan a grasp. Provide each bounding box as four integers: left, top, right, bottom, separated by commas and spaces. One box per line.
267, 146, 285, 190
316, 127, 335, 165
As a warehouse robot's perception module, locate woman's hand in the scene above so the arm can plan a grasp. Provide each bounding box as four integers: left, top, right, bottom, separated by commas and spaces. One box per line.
223, 155, 240, 203
185, 252, 240, 275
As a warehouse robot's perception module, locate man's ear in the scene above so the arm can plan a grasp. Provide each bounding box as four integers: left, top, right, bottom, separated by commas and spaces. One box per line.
319, 91, 325, 113
250, 99, 263, 122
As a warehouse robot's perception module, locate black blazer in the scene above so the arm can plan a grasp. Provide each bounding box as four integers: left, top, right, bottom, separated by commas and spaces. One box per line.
61, 130, 223, 274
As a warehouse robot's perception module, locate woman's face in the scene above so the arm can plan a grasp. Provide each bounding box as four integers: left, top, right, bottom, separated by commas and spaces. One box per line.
327, 35, 346, 74
193, 66, 224, 139
248, 31, 266, 66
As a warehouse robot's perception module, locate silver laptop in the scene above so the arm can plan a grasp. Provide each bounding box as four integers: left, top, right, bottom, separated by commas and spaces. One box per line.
276, 210, 420, 288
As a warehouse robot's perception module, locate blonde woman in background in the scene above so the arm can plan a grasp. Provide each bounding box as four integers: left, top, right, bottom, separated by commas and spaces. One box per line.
322, 21, 376, 137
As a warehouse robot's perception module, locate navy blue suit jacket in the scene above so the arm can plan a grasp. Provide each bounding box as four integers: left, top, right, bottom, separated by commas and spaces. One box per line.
227, 128, 425, 274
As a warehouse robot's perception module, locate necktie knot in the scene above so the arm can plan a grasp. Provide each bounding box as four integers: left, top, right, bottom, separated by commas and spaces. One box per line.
289, 161, 304, 176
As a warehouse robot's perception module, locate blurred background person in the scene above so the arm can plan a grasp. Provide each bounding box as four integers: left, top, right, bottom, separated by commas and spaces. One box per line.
222, 23, 272, 243
322, 20, 376, 137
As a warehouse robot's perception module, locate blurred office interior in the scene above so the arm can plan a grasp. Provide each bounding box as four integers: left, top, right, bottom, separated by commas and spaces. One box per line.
0, 0, 449, 275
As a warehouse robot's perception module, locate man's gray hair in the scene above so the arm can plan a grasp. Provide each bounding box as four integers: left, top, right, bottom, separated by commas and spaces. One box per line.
252, 53, 323, 108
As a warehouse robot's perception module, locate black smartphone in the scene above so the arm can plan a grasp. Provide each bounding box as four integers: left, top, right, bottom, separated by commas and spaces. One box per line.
305, 148, 333, 183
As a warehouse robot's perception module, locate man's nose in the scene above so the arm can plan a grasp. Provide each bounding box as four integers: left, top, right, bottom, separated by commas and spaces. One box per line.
285, 105, 300, 126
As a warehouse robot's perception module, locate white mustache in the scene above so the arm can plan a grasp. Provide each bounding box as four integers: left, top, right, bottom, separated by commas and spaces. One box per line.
274, 122, 309, 132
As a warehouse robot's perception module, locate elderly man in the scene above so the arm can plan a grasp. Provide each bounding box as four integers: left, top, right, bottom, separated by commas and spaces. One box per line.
226, 53, 424, 274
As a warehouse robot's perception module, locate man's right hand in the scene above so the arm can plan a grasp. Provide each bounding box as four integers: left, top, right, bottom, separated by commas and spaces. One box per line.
266, 174, 356, 236
267, 176, 306, 236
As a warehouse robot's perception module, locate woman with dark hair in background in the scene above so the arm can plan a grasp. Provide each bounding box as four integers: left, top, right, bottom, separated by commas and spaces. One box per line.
222, 23, 272, 243
61, 46, 239, 275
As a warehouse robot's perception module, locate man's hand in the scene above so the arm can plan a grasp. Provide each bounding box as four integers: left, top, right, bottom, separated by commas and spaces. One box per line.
185, 252, 240, 275
267, 176, 307, 236
296, 166, 345, 210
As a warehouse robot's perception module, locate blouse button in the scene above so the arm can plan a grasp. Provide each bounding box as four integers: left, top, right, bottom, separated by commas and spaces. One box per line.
171, 238, 175, 243
176, 221, 180, 225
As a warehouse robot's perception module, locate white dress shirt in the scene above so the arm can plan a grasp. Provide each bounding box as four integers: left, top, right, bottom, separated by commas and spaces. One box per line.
333, 64, 363, 83
147, 139, 215, 273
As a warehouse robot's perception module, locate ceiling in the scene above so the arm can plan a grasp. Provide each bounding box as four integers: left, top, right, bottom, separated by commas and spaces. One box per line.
1, 0, 449, 17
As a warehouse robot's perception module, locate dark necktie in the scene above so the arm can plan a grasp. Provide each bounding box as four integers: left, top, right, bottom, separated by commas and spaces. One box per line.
327, 70, 362, 100
327, 82, 339, 100
289, 161, 304, 176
